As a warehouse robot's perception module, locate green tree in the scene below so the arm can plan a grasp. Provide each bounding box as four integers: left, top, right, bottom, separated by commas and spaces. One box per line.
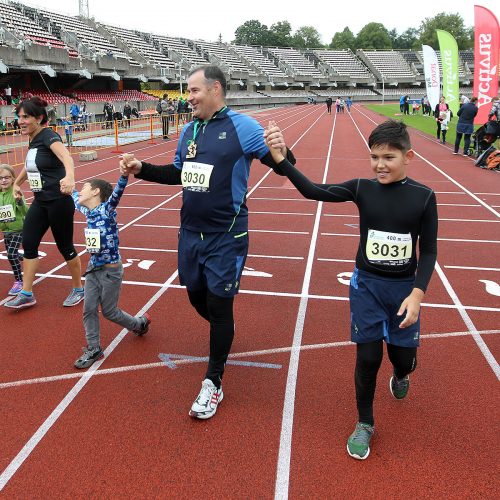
419, 12, 472, 49
269, 21, 293, 47
234, 20, 270, 46
393, 28, 419, 49
329, 27, 356, 50
292, 26, 323, 48
355, 22, 392, 49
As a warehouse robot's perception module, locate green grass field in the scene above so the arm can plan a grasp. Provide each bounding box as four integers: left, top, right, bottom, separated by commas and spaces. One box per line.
364, 103, 479, 146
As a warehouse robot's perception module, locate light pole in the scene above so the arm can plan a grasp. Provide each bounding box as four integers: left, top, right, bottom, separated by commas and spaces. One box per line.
178, 58, 186, 95
381, 75, 385, 105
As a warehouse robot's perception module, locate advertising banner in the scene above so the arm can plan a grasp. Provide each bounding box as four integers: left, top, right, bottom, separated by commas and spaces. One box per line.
422, 44, 440, 110
437, 30, 460, 116
473, 5, 500, 124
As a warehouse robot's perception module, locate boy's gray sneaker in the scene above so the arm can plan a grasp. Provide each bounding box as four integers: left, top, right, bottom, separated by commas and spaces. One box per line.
63, 288, 85, 307
347, 422, 375, 460
133, 313, 151, 336
74, 346, 104, 369
4, 292, 36, 309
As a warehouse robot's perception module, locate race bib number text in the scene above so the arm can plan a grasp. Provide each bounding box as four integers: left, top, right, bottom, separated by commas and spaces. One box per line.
182, 162, 213, 192
0, 204, 15, 222
366, 229, 412, 265
27, 171, 42, 192
85, 228, 101, 253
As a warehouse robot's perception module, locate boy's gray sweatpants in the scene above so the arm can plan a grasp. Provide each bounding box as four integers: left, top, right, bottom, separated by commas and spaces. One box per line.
83, 263, 141, 347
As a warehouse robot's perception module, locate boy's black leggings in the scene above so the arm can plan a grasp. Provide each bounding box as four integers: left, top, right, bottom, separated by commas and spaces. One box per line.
355, 340, 417, 426
187, 288, 234, 389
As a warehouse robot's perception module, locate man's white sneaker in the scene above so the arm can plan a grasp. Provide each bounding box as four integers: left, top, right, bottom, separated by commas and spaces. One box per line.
189, 378, 224, 419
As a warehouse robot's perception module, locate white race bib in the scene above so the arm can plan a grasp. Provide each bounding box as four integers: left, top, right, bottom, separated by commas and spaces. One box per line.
0, 203, 15, 222
85, 228, 101, 253
182, 162, 213, 192
366, 229, 412, 264
27, 171, 43, 192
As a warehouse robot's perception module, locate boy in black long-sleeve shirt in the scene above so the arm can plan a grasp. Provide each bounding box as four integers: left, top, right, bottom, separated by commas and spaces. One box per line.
264, 120, 438, 460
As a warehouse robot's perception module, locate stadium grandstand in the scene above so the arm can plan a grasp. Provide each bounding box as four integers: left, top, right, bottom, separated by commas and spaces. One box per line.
0, 0, 479, 125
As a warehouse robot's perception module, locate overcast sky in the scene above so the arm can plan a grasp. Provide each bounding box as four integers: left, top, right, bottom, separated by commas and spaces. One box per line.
22, 0, 498, 44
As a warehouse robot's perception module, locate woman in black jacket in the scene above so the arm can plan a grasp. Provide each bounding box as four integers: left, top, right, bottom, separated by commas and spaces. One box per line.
454, 97, 478, 156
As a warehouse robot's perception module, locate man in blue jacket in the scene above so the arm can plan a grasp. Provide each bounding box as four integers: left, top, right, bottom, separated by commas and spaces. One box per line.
120, 65, 295, 419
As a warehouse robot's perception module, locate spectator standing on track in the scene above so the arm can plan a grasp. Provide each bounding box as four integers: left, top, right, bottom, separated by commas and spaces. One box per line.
264, 119, 438, 461
160, 93, 170, 140
4, 97, 84, 309
326, 96, 333, 114
399, 95, 405, 113
80, 99, 89, 130
346, 96, 352, 112
335, 97, 341, 113
120, 64, 294, 420
61, 116, 73, 146
0, 164, 28, 296
434, 96, 450, 142
103, 101, 114, 129
123, 101, 132, 129
71, 173, 151, 369
453, 97, 478, 156
69, 100, 80, 122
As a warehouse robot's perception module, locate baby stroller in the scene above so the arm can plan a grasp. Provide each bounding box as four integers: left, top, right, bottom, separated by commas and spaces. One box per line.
473, 120, 500, 167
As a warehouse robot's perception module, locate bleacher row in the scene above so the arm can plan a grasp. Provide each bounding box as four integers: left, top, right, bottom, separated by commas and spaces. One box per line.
0, 1, 478, 86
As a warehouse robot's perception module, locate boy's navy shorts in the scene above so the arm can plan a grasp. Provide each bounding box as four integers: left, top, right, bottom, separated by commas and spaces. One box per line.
349, 268, 420, 348
178, 228, 248, 297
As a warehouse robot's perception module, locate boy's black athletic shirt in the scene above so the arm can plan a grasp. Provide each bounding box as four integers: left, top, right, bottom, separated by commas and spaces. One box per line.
276, 158, 438, 292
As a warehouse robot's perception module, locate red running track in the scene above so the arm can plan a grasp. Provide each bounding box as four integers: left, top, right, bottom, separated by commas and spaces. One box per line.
0, 104, 499, 498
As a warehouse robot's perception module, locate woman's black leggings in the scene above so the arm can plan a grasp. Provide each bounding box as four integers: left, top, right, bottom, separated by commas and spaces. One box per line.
355, 340, 417, 426
22, 196, 77, 260
188, 288, 234, 388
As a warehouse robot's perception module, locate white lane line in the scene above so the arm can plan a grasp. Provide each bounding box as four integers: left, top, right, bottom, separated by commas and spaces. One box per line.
317, 258, 355, 262
434, 263, 500, 380
3, 329, 498, 391
2, 243, 304, 260
437, 203, 481, 207
132, 224, 310, 235
444, 265, 500, 272
251, 197, 314, 202
1, 271, 498, 312
251, 211, 315, 216
275, 110, 333, 500
438, 218, 500, 223
0, 269, 179, 491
